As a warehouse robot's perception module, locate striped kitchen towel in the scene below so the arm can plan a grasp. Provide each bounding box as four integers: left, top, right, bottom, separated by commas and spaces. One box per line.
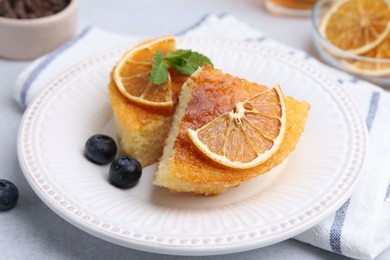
14, 14, 390, 259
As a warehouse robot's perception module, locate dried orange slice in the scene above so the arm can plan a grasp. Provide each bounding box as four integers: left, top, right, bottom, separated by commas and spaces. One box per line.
187, 85, 286, 169
341, 37, 390, 76
113, 36, 175, 108
320, 0, 390, 55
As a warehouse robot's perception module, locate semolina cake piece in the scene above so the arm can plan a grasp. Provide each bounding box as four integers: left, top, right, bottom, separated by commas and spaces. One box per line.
108, 69, 188, 167
153, 65, 310, 195
107, 36, 190, 167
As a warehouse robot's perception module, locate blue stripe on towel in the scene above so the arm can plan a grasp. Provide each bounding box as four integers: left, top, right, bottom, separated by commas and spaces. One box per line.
20, 26, 92, 107
366, 92, 380, 131
218, 12, 228, 18
386, 186, 390, 201
175, 14, 211, 36
330, 199, 350, 254
175, 13, 229, 36
329, 91, 380, 255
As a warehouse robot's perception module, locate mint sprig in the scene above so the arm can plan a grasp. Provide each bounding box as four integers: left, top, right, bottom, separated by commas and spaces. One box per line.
150, 49, 213, 85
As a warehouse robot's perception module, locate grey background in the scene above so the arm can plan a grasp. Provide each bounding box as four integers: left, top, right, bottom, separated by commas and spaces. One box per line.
1, 0, 388, 259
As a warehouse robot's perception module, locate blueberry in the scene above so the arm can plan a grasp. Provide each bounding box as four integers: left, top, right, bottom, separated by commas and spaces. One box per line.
85, 134, 117, 165
109, 156, 142, 188
0, 180, 19, 211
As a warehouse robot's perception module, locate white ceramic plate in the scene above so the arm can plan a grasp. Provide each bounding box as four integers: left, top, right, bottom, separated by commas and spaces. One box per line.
17, 38, 367, 256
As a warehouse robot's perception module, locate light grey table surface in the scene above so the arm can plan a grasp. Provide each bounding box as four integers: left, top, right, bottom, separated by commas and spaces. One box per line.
1, 0, 389, 259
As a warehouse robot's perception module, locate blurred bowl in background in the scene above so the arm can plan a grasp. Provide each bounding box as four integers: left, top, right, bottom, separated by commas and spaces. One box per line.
264, 0, 318, 17
0, 0, 78, 60
312, 0, 390, 88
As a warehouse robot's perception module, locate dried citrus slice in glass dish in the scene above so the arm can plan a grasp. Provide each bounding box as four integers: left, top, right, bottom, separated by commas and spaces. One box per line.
187, 85, 286, 169
312, 0, 390, 87
341, 37, 390, 76
319, 0, 390, 55
113, 36, 175, 108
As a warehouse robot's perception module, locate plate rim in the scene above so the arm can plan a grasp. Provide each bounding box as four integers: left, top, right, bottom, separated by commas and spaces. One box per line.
17, 37, 368, 256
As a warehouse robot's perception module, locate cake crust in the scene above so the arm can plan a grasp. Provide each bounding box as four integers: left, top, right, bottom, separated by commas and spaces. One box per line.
108, 68, 188, 167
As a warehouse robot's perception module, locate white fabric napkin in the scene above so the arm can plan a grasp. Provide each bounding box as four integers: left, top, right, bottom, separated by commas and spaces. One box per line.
14, 14, 390, 260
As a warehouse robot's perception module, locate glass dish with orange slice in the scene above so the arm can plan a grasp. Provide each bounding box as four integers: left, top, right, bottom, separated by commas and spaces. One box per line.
312, 0, 390, 87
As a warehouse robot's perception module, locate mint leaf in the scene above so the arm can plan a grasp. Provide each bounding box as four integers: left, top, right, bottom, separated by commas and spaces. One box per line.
150, 51, 169, 85
187, 51, 213, 68
164, 50, 213, 76
165, 49, 192, 62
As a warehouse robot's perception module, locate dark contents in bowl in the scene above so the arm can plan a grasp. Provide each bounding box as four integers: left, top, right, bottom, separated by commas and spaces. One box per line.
0, 0, 70, 19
